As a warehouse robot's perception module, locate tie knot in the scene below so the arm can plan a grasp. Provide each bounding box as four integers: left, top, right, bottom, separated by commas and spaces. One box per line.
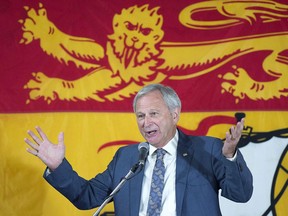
156, 148, 166, 160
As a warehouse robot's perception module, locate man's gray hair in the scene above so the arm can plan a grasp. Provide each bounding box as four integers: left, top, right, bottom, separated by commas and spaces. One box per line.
133, 84, 182, 112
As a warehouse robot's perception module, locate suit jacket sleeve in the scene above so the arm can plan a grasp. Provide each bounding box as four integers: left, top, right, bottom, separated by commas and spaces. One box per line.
176, 132, 253, 215
43, 144, 139, 212
212, 139, 253, 202
43, 157, 113, 210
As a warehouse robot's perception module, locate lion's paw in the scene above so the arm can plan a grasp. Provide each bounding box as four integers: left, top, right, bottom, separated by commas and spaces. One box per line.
24, 72, 57, 104
219, 65, 252, 103
19, 3, 50, 44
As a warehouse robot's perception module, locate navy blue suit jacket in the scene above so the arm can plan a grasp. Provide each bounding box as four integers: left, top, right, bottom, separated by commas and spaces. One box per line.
44, 130, 253, 216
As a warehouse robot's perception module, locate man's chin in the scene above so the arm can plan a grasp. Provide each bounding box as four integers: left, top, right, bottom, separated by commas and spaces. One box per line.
146, 138, 162, 148
146, 138, 157, 146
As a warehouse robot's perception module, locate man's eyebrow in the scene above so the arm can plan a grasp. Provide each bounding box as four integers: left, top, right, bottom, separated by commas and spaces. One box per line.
136, 111, 144, 115
149, 109, 160, 112
136, 109, 160, 114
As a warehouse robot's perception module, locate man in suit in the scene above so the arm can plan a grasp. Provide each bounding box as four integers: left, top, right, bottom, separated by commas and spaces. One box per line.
25, 83, 253, 216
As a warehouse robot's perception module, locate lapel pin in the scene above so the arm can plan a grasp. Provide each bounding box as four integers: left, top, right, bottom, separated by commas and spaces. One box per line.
183, 153, 188, 157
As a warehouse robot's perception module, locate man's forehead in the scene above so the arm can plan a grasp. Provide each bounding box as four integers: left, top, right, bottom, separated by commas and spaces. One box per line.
136, 96, 164, 107
136, 107, 160, 113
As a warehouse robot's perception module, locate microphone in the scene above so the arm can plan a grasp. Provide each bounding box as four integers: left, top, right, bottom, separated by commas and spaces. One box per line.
138, 142, 149, 166
93, 142, 149, 216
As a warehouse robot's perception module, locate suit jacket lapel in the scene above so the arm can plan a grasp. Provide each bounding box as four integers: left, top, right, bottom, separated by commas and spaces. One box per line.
127, 131, 194, 216
176, 130, 194, 216
129, 165, 145, 216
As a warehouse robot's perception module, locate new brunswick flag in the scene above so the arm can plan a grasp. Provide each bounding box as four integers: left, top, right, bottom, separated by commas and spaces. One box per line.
0, 0, 287, 215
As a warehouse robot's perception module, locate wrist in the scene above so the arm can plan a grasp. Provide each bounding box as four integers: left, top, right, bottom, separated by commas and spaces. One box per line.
224, 151, 238, 161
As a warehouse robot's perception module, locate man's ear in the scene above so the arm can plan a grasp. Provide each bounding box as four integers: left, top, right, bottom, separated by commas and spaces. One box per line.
172, 108, 180, 122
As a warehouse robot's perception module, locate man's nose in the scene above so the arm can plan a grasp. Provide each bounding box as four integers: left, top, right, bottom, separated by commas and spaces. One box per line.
143, 116, 152, 126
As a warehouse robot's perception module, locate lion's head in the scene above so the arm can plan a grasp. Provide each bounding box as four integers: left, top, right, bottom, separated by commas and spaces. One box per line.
108, 4, 164, 68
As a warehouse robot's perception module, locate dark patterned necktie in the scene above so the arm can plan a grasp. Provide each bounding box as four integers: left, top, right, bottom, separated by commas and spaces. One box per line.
147, 148, 166, 216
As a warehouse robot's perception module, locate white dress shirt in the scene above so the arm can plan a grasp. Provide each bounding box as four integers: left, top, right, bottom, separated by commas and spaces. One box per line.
139, 131, 178, 216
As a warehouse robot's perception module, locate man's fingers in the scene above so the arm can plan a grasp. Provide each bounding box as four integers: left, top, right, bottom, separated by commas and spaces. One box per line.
27, 129, 43, 144
26, 147, 38, 156
240, 118, 245, 125
24, 137, 39, 151
229, 126, 238, 140
229, 118, 245, 141
35, 126, 48, 141
58, 132, 64, 145
25, 138, 39, 156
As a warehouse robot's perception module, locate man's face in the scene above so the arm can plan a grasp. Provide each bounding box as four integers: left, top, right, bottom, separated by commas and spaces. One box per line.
135, 90, 179, 148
